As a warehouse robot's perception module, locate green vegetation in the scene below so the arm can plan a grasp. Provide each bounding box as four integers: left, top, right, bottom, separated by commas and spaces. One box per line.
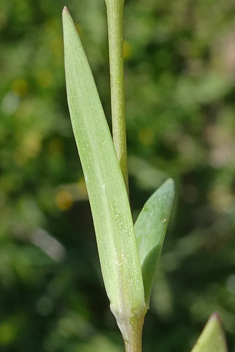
0, 0, 235, 351
63, 6, 175, 350
191, 313, 227, 352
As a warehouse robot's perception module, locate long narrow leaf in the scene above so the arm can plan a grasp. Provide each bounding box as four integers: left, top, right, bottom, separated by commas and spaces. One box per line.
134, 179, 175, 304
191, 313, 227, 352
62, 7, 146, 329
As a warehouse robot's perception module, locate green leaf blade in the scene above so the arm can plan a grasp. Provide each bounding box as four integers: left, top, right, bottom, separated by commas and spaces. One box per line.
62, 7, 146, 331
191, 313, 227, 352
134, 179, 175, 304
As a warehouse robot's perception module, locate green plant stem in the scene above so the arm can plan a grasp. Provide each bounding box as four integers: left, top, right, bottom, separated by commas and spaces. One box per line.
106, 0, 128, 192
118, 313, 145, 352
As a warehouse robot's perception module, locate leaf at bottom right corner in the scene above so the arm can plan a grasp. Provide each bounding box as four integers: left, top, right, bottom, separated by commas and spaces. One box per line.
191, 312, 227, 352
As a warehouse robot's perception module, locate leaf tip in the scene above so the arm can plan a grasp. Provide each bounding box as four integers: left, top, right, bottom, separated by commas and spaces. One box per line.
163, 178, 175, 196
209, 311, 221, 323
62, 6, 69, 14
165, 177, 174, 187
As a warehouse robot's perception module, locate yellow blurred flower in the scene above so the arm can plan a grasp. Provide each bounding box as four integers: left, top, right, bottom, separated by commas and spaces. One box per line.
55, 190, 73, 211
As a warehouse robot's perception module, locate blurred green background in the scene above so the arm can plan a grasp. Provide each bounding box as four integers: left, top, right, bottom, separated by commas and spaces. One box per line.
0, 0, 235, 351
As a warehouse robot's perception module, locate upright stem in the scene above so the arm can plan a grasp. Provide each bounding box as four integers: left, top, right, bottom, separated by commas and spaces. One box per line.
105, 2, 144, 352
106, 0, 129, 192
122, 315, 144, 352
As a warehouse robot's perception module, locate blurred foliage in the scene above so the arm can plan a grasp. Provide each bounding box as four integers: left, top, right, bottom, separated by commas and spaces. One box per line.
0, 0, 235, 351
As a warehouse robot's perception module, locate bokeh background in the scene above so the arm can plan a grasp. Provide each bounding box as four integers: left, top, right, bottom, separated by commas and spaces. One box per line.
0, 0, 235, 351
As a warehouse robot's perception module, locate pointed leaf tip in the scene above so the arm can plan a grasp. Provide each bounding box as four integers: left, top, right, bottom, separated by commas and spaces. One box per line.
191, 313, 227, 352
62, 6, 69, 14
209, 312, 221, 322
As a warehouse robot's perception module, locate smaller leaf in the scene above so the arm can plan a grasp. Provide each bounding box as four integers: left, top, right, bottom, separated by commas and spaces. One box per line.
134, 178, 175, 304
191, 312, 227, 352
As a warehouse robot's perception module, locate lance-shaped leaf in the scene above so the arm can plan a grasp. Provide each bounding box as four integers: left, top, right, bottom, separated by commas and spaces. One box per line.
62, 7, 146, 332
191, 313, 227, 352
134, 179, 175, 304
